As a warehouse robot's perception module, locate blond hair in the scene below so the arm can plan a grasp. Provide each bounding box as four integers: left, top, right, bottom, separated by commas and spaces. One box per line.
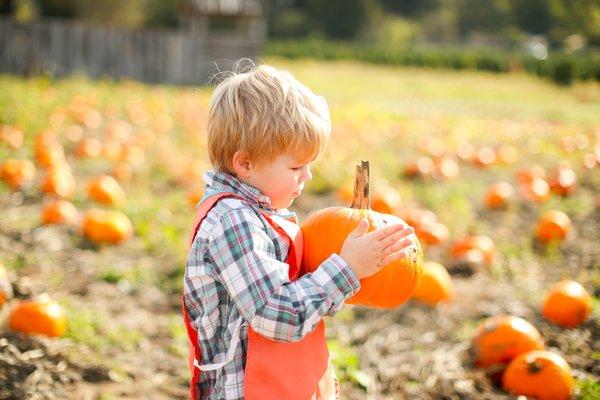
207, 62, 331, 174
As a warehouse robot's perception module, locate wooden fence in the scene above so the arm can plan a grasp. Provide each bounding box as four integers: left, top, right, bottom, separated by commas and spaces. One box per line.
0, 17, 264, 85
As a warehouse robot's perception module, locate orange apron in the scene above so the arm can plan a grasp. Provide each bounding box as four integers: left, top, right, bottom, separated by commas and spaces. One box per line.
182, 193, 337, 400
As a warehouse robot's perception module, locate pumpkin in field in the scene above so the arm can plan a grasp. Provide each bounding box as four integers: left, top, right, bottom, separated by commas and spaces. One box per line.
400, 208, 448, 246
472, 147, 496, 168
9, 296, 67, 337
519, 177, 551, 203
87, 175, 126, 206
74, 137, 102, 158
302, 161, 423, 308
188, 185, 205, 207
412, 261, 453, 306
1, 158, 36, 190
471, 315, 544, 368
404, 156, 434, 179
0, 263, 13, 308
433, 156, 459, 180
371, 182, 402, 214
536, 210, 572, 243
41, 199, 79, 225
484, 182, 514, 209
516, 164, 546, 184
542, 280, 591, 327
41, 165, 76, 198
36, 143, 66, 170
496, 145, 517, 165
415, 221, 449, 246
451, 235, 496, 267
111, 162, 134, 182
82, 208, 133, 244
502, 350, 573, 400
548, 162, 577, 197
1, 125, 23, 148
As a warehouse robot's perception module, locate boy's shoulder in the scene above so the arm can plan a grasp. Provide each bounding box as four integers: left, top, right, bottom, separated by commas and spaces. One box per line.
198, 195, 266, 235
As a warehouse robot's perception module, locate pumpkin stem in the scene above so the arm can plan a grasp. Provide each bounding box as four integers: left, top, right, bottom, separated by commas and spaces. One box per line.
350, 161, 370, 209
527, 359, 544, 374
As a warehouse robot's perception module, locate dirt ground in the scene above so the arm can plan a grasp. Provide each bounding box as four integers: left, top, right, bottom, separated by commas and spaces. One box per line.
1, 188, 598, 400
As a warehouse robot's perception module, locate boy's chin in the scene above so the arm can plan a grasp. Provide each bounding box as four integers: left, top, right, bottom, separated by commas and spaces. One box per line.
274, 199, 294, 209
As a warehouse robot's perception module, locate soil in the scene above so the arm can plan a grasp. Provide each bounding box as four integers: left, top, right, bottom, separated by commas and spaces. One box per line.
0, 186, 598, 400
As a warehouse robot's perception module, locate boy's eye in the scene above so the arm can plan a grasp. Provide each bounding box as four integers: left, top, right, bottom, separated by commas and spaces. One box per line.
292, 167, 302, 171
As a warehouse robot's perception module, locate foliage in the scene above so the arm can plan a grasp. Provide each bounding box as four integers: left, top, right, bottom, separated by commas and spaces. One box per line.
264, 39, 600, 84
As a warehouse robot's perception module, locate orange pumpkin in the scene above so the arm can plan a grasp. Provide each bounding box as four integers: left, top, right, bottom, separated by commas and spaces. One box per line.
41, 199, 79, 225
188, 185, 205, 207
542, 280, 591, 327
74, 137, 102, 158
471, 315, 544, 368
496, 145, 517, 165
1, 158, 36, 190
0, 263, 13, 308
484, 182, 514, 209
415, 221, 450, 246
516, 164, 546, 184
41, 165, 76, 198
302, 161, 423, 308
451, 235, 496, 267
404, 156, 434, 179
120, 144, 145, 167
371, 183, 402, 214
0, 125, 24, 149
537, 210, 572, 243
102, 139, 123, 162
111, 162, 134, 182
87, 175, 126, 206
402, 208, 437, 229
519, 177, 551, 203
35, 143, 66, 170
473, 147, 496, 168
434, 156, 460, 180
82, 208, 133, 244
9, 296, 67, 337
548, 162, 577, 197
456, 142, 474, 161
412, 261, 453, 306
502, 350, 573, 400
335, 181, 354, 204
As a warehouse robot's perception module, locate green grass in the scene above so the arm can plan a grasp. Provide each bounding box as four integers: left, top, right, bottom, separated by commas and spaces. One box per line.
263, 57, 600, 124
63, 300, 143, 352
577, 379, 600, 400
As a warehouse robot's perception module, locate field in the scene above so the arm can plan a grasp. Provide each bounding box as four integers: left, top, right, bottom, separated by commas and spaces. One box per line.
1, 58, 599, 399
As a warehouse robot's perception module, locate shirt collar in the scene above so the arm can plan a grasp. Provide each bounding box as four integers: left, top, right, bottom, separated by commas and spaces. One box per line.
202, 170, 296, 218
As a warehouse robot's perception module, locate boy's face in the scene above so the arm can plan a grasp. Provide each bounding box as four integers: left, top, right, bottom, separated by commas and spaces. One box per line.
237, 152, 313, 209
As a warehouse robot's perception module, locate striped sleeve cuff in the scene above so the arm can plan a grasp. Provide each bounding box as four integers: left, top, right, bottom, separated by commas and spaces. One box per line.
311, 253, 361, 307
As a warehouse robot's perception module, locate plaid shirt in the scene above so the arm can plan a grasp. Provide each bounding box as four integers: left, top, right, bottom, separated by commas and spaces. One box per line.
183, 170, 360, 400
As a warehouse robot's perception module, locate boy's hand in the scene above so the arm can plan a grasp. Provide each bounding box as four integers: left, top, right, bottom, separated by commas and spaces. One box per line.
340, 218, 414, 280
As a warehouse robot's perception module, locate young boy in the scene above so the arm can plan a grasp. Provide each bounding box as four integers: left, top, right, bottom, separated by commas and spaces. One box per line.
182, 63, 414, 400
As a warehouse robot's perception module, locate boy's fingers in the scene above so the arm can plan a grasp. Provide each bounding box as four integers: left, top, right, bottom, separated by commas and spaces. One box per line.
349, 218, 369, 238
380, 228, 414, 250
380, 249, 408, 265
381, 237, 412, 256
367, 223, 410, 241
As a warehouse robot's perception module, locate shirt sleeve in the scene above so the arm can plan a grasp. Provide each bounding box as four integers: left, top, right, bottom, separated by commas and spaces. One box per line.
204, 206, 360, 343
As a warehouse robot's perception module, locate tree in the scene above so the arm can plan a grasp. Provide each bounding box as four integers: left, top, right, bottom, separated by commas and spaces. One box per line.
305, 0, 379, 40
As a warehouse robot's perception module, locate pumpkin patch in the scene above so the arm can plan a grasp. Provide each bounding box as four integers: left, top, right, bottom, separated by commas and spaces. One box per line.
302, 162, 423, 308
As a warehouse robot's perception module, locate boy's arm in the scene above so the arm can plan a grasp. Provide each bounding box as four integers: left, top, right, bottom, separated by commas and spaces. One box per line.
202, 207, 360, 343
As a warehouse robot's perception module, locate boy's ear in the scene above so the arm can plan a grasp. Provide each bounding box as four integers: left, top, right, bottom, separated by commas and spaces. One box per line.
232, 150, 252, 177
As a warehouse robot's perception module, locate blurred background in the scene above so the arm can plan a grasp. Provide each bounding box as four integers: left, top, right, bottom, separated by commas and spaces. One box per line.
0, 0, 599, 85
0, 1, 599, 400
